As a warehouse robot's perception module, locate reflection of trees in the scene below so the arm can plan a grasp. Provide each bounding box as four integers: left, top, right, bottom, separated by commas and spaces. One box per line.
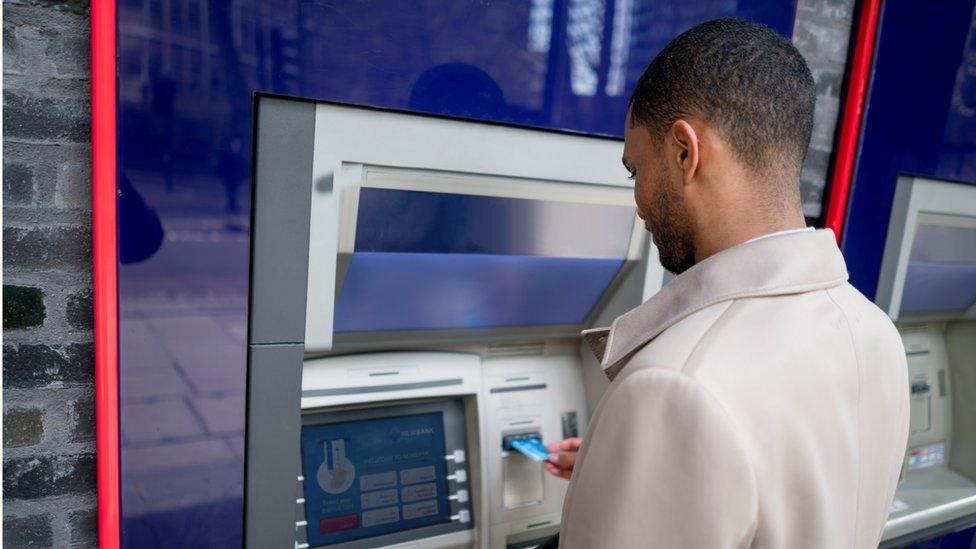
120, 0, 304, 172
208, 0, 255, 201
119, 0, 654, 156
118, 0, 792, 172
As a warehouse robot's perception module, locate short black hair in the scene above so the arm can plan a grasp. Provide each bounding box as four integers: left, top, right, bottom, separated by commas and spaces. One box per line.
629, 18, 815, 178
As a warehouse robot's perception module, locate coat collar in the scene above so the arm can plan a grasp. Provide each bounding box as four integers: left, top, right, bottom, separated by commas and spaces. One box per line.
583, 229, 849, 380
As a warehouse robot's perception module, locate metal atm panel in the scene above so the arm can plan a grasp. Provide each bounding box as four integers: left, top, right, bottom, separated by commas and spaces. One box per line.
877, 176, 976, 546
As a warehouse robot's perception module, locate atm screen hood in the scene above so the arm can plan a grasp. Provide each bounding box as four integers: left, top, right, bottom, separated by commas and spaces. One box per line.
877, 176, 976, 321
899, 215, 976, 317
299, 100, 658, 352
333, 185, 638, 334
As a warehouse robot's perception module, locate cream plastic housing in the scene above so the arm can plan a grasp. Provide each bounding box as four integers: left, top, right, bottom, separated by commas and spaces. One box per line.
299, 348, 590, 549
481, 354, 588, 549
883, 322, 976, 543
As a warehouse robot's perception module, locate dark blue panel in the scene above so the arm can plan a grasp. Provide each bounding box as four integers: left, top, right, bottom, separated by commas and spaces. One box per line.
908, 524, 976, 547
335, 253, 625, 332
116, 1, 797, 546
842, 0, 976, 298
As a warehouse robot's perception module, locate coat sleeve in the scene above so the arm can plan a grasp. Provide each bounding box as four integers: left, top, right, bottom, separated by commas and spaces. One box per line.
559, 368, 758, 549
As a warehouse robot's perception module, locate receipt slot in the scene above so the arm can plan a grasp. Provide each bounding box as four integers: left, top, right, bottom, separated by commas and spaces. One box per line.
876, 176, 976, 546
245, 96, 663, 548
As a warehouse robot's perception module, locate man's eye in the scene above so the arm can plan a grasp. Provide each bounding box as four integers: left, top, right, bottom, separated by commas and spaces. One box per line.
627, 171, 637, 181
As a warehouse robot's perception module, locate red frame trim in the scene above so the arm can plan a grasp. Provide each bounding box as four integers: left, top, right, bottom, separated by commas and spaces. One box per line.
823, 0, 883, 242
84, 1, 880, 544
92, 0, 120, 547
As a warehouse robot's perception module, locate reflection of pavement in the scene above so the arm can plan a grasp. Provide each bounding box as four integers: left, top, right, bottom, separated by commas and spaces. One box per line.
120, 171, 253, 518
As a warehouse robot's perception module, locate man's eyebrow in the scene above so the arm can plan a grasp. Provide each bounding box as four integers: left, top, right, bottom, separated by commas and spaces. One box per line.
621, 158, 634, 172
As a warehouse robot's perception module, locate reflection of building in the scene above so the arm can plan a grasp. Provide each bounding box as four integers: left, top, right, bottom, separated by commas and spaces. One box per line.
119, 0, 306, 103
567, 0, 606, 96
625, 1, 737, 85
295, 3, 553, 115
119, 0, 304, 169
119, 0, 677, 174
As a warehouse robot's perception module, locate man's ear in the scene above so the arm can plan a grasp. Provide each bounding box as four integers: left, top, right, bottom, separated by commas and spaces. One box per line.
670, 120, 700, 185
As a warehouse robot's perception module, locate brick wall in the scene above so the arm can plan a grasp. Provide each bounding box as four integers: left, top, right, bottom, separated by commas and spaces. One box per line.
3, 0, 97, 547
0, 1, 855, 547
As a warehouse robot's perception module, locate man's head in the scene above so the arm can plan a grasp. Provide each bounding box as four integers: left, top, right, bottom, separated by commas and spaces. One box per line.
623, 18, 814, 273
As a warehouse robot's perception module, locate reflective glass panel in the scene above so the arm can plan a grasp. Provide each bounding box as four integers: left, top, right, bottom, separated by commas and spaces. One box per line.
900, 218, 976, 315
335, 188, 635, 332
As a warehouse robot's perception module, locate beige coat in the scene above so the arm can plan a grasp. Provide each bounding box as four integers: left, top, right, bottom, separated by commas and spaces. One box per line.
560, 229, 909, 548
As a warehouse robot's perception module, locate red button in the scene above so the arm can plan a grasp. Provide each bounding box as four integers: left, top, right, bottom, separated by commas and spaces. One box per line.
320, 513, 359, 533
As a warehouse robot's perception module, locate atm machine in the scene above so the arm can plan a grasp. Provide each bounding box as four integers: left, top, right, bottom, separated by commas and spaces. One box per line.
876, 177, 976, 546
244, 96, 663, 549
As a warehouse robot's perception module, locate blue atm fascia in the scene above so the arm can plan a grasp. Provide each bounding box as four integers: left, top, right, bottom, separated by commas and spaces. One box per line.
116, 2, 798, 546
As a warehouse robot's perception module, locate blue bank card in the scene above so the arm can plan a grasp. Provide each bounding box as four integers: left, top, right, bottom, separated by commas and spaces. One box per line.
510, 437, 550, 462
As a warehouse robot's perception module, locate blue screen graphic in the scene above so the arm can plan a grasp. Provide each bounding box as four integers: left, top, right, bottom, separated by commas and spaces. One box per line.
301, 413, 451, 547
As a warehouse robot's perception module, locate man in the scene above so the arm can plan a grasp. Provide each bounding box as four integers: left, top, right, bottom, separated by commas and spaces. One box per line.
545, 18, 909, 548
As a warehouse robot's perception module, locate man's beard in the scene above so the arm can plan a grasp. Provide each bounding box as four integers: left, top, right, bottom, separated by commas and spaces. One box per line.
646, 177, 696, 275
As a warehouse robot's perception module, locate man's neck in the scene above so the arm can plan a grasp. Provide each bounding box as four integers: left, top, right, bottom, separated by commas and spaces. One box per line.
693, 211, 807, 264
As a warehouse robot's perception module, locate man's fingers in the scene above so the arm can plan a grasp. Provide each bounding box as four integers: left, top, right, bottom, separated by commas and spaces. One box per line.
544, 462, 565, 474
555, 467, 572, 480
545, 462, 573, 480
543, 438, 581, 480
547, 437, 583, 453
547, 451, 576, 469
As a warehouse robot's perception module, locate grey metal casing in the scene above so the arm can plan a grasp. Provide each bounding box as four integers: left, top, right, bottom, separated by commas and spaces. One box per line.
249, 97, 316, 345
245, 96, 315, 548
246, 97, 665, 549
246, 343, 305, 547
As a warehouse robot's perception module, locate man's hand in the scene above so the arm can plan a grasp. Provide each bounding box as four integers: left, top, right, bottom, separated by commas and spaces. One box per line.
545, 438, 582, 479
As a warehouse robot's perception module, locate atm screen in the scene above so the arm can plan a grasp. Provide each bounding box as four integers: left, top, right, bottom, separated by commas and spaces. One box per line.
900, 217, 976, 315
300, 411, 452, 547
334, 187, 637, 333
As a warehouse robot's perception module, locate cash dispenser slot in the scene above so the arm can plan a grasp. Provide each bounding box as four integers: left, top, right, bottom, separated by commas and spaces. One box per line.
502, 429, 545, 511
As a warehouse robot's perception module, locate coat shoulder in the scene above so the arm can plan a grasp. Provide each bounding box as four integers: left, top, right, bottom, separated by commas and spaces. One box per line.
623, 300, 735, 374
